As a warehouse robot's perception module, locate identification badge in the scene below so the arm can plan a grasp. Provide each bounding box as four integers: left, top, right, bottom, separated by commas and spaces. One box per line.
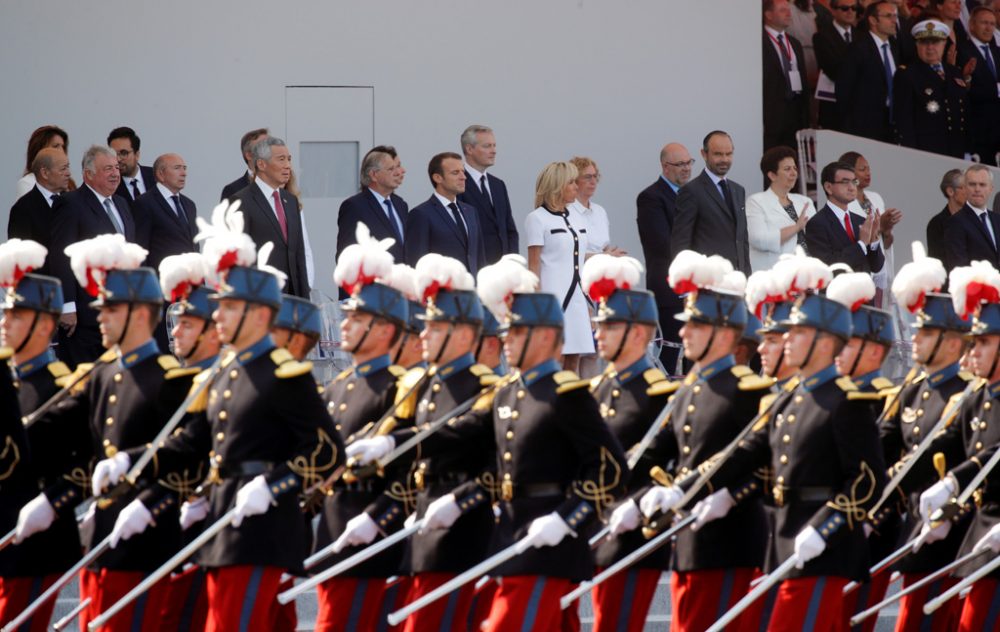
789, 70, 803, 93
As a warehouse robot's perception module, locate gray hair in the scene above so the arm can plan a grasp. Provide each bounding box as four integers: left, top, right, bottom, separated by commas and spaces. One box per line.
360, 150, 393, 187
81, 145, 116, 175
250, 136, 287, 167
460, 125, 493, 154
966, 163, 995, 183
940, 168, 964, 197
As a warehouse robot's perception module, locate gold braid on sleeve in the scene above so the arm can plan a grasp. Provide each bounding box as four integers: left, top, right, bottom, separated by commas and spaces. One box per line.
63, 465, 91, 493
386, 480, 419, 514
288, 428, 340, 490
476, 471, 502, 503
572, 447, 623, 516
0, 436, 20, 481
158, 463, 205, 500
825, 461, 878, 530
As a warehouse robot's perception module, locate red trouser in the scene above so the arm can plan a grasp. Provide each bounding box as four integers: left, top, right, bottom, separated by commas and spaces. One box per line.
894, 572, 960, 632
591, 567, 661, 632
468, 577, 498, 631
841, 571, 892, 632
0, 575, 59, 632
157, 565, 208, 632
767, 576, 849, 632
483, 575, 574, 632
400, 573, 475, 632
80, 568, 171, 632
670, 568, 762, 632
959, 577, 1000, 632
204, 565, 285, 632
316, 576, 407, 632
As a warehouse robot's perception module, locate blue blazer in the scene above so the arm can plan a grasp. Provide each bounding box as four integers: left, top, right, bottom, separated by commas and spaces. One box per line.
405, 195, 485, 276
458, 171, 518, 265
133, 187, 198, 270
336, 189, 409, 262
805, 204, 884, 274
943, 204, 1000, 271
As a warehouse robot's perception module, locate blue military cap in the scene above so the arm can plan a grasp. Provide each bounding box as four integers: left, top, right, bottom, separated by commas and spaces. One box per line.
757, 301, 793, 335
169, 285, 217, 322
420, 289, 485, 325
972, 303, 1000, 337
481, 309, 500, 337
914, 293, 970, 332
405, 300, 425, 333
275, 294, 322, 338
506, 292, 564, 329
852, 306, 895, 346
3, 273, 63, 314
341, 281, 408, 326
210, 265, 282, 310
90, 268, 163, 308
781, 292, 852, 340
592, 289, 659, 326
742, 312, 763, 343
675, 288, 747, 329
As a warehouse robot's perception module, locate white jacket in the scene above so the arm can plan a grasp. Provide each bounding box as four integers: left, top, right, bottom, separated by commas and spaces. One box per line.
746, 188, 815, 271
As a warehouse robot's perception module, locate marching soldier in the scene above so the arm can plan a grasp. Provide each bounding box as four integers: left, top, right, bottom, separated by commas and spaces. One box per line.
476, 309, 504, 375
350, 254, 628, 630
383, 263, 427, 371
0, 240, 75, 631
272, 293, 322, 362
12, 234, 196, 631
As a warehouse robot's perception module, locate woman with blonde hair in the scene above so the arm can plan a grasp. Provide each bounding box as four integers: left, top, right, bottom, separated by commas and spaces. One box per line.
525, 161, 593, 372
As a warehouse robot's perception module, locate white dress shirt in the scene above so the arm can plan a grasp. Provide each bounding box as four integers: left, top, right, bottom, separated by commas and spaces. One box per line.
434, 192, 468, 233
464, 163, 491, 199
35, 182, 58, 207
123, 171, 147, 199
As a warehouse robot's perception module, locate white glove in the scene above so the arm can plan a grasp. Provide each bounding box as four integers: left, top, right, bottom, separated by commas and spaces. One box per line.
793, 526, 826, 569
346, 436, 395, 465
110, 499, 154, 549
80, 501, 96, 534
92, 452, 131, 496
332, 513, 380, 553
913, 520, 952, 552
404, 511, 418, 529
180, 498, 210, 531
421, 493, 462, 532
919, 476, 957, 523
15, 494, 57, 543
232, 475, 275, 528
691, 489, 735, 531
608, 499, 641, 536
974, 522, 1000, 554
527, 512, 575, 548
639, 486, 684, 518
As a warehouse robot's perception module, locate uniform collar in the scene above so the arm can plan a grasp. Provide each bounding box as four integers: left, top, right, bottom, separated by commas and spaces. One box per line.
522, 358, 562, 386
191, 355, 219, 371
801, 364, 840, 392
616, 355, 655, 385
15, 348, 56, 378
927, 363, 960, 389
697, 355, 735, 381
854, 370, 882, 390
236, 335, 275, 366
119, 340, 160, 369
355, 354, 391, 377
776, 375, 794, 390
989, 379, 1000, 400
437, 353, 475, 380
491, 364, 504, 376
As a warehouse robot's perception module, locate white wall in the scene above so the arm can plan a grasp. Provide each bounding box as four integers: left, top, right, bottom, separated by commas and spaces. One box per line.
1, 0, 763, 297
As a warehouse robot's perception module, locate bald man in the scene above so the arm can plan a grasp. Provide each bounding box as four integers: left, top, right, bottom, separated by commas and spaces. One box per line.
134, 153, 197, 270
635, 142, 692, 373
8, 148, 71, 272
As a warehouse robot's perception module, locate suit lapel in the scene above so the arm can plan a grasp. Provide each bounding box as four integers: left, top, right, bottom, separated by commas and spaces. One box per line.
432, 197, 467, 245
251, 184, 285, 242
82, 187, 118, 234
364, 190, 398, 237
701, 172, 732, 219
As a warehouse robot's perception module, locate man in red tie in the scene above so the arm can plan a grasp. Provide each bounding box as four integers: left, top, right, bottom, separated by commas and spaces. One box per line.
232, 136, 311, 298
805, 161, 885, 275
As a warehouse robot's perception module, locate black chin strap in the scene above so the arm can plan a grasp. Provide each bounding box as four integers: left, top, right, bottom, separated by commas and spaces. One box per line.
433, 323, 456, 365
694, 325, 717, 364
230, 304, 250, 348
392, 330, 408, 365
112, 304, 136, 348
610, 323, 632, 364
800, 329, 820, 369
772, 342, 784, 377
516, 329, 535, 370
925, 329, 945, 368
14, 311, 40, 355
183, 319, 211, 361
849, 339, 867, 377
989, 343, 1000, 383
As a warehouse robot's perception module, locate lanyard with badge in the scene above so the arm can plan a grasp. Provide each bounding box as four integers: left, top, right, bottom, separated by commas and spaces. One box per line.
767, 31, 803, 93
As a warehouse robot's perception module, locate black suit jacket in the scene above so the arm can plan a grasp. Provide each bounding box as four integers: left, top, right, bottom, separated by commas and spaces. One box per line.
837, 34, 899, 141
670, 171, 751, 273
336, 189, 409, 262
50, 186, 136, 328
233, 182, 310, 298
762, 30, 810, 150
957, 38, 1000, 158
8, 186, 57, 273
114, 165, 156, 206
404, 196, 485, 276
220, 172, 253, 202
636, 177, 683, 308
133, 187, 198, 271
457, 171, 518, 265
813, 22, 856, 83
805, 204, 885, 273
926, 206, 954, 264
943, 204, 1000, 270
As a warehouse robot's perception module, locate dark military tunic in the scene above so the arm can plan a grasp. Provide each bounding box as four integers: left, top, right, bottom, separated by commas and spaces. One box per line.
0, 349, 29, 572
893, 61, 969, 157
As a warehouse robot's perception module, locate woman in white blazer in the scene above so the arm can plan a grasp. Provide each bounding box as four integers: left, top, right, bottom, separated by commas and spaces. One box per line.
745, 146, 814, 271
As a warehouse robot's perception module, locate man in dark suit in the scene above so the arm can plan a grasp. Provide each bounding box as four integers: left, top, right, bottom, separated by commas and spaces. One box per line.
8, 148, 71, 273
457, 125, 518, 264
671, 131, 751, 274
762, 0, 810, 151
806, 161, 885, 274
50, 145, 136, 365
336, 146, 408, 262
837, 2, 900, 142
232, 136, 310, 298
405, 152, 485, 276
958, 7, 1000, 165
813, 1, 860, 129
220, 127, 268, 201
636, 142, 693, 373
133, 153, 197, 270
944, 164, 1000, 270
108, 127, 156, 205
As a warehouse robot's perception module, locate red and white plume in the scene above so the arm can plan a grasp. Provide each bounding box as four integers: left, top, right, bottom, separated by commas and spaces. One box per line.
772, 248, 832, 295
64, 234, 148, 297
195, 200, 256, 276
827, 272, 876, 313
950, 261, 1000, 320
0, 239, 47, 289
668, 250, 733, 295
891, 241, 947, 313
334, 223, 395, 296
383, 263, 419, 301
477, 254, 539, 321
582, 254, 643, 304
159, 253, 213, 303
414, 254, 475, 304
745, 270, 790, 318
715, 269, 747, 295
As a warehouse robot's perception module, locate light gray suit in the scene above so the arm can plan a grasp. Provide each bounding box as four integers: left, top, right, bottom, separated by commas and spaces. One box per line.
670, 170, 751, 273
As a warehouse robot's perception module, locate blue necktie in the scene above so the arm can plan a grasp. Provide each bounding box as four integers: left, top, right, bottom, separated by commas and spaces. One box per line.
983, 45, 998, 79
882, 43, 894, 114
383, 198, 403, 243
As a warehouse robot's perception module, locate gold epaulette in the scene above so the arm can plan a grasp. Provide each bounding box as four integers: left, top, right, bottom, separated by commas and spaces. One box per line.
469, 364, 495, 377
398, 366, 428, 391
738, 374, 777, 391
759, 392, 778, 414
871, 377, 896, 391
647, 380, 681, 397
157, 355, 180, 371
589, 374, 605, 390
836, 376, 858, 392
974, 377, 988, 391
731, 365, 754, 378
275, 361, 314, 379
388, 365, 406, 377
848, 391, 887, 401
46, 361, 70, 379
392, 367, 427, 419
0, 346, 12, 361
99, 349, 118, 363
478, 373, 501, 387
165, 366, 202, 380
643, 367, 667, 385
911, 372, 928, 384
60, 362, 93, 391
186, 379, 209, 413
471, 374, 514, 412
783, 375, 801, 391
270, 348, 293, 365
220, 350, 237, 367
959, 371, 975, 383
554, 370, 589, 394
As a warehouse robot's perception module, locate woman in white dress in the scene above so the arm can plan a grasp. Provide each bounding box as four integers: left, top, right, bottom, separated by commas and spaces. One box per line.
568, 156, 625, 256
525, 161, 594, 372
15, 125, 75, 200
745, 146, 814, 271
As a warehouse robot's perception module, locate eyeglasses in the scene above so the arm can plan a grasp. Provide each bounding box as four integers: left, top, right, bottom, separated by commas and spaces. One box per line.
115, 149, 134, 158
833, 178, 860, 186
664, 159, 696, 168
578, 173, 601, 182
832, 4, 860, 11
